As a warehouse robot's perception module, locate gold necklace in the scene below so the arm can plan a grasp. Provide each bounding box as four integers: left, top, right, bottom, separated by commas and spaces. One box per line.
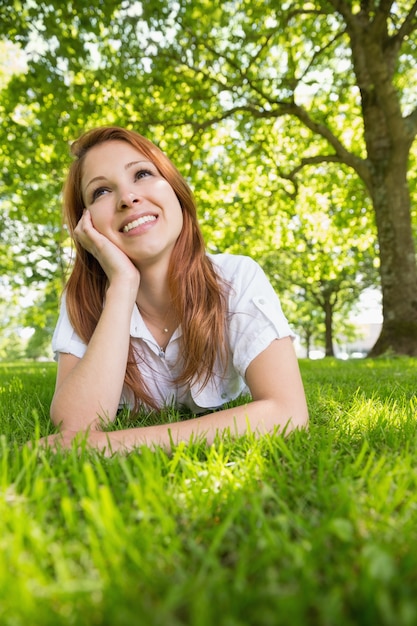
138, 306, 170, 334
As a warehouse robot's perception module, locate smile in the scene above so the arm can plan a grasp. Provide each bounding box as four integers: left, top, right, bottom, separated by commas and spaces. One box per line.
122, 215, 157, 233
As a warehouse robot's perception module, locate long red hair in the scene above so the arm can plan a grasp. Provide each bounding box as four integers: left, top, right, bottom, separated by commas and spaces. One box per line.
62, 126, 227, 410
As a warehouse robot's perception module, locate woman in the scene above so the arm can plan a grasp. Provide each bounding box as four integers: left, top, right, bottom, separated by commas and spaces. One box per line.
47, 126, 308, 454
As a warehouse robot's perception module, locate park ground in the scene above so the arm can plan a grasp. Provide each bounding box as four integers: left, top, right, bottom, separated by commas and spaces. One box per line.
0, 357, 417, 626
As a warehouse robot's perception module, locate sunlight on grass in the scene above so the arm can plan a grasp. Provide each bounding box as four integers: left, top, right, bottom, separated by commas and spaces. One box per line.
1, 359, 417, 625
337, 390, 417, 438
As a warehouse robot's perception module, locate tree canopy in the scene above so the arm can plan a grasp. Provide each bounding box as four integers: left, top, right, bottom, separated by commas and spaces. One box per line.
1, 0, 416, 356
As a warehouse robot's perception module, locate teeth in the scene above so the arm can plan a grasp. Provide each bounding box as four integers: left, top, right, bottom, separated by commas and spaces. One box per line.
123, 215, 156, 233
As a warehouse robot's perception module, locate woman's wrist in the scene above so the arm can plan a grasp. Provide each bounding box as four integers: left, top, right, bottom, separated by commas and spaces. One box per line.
105, 279, 139, 306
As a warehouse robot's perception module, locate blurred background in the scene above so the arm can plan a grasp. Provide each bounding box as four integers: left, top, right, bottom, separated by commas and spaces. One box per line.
1, 1, 416, 361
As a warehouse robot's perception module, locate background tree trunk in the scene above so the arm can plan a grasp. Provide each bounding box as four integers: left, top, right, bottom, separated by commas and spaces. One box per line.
368, 161, 417, 355
341, 2, 417, 355
324, 299, 335, 357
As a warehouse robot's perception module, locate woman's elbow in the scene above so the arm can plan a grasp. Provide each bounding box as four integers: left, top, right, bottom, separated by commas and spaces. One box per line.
273, 399, 309, 435
50, 396, 64, 428
49, 396, 99, 432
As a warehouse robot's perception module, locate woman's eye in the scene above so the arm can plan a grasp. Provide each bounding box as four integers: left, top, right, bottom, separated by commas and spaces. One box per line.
92, 187, 109, 201
135, 169, 153, 180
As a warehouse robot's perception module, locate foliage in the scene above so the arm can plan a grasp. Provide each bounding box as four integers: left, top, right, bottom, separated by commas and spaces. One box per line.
1, 0, 416, 354
266, 164, 379, 354
1, 359, 417, 624
21, 278, 61, 360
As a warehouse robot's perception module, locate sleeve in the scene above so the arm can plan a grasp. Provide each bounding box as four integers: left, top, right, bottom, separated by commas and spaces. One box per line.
51, 293, 87, 361
225, 256, 295, 377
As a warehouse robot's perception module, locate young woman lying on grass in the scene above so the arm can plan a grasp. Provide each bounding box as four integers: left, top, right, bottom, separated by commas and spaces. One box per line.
42, 126, 308, 454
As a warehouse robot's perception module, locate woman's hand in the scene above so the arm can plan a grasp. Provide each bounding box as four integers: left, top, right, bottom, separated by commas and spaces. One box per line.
36, 430, 78, 451
50, 210, 142, 432
74, 209, 140, 291
35, 429, 120, 457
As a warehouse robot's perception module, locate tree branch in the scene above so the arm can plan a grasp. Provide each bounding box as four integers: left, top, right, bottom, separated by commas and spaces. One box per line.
285, 103, 371, 185
292, 154, 346, 173
378, 0, 396, 17
325, 0, 354, 23
186, 97, 372, 189
391, 0, 417, 44
297, 28, 346, 85
178, 22, 281, 109
275, 155, 349, 200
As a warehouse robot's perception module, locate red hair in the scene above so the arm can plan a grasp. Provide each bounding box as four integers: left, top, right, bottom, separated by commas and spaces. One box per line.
62, 126, 227, 410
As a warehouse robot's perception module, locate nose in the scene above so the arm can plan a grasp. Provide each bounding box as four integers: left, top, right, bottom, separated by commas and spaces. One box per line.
118, 191, 141, 211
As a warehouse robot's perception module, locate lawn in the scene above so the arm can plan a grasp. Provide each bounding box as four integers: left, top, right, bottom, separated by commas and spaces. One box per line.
1, 357, 417, 626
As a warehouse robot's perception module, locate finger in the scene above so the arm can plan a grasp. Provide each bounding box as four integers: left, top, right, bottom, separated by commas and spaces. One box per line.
82, 208, 94, 229
74, 211, 102, 253
74, 209, 91, 237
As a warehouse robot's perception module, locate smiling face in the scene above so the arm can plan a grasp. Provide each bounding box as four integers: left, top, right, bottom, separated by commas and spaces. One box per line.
80, 140, 184, 268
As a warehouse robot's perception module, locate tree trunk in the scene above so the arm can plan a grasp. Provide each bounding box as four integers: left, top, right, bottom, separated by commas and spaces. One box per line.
305, 330, 312, 358
367, 159, 417, 356
324, 299, 335, 357
344, 7, 417, 356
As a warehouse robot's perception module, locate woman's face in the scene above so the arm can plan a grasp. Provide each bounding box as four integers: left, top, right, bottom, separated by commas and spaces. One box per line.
80, 140, 183, 268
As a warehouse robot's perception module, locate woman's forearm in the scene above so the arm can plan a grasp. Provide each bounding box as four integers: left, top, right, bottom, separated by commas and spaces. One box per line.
58, 395, 308, 455
50, 282, 136, 430
50, 335, 308, 453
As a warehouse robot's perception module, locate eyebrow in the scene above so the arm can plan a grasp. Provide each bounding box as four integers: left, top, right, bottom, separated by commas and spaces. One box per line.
84, 159, 153, 190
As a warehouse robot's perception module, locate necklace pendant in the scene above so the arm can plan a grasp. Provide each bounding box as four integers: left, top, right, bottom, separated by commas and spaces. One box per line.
163, 328, 169, 333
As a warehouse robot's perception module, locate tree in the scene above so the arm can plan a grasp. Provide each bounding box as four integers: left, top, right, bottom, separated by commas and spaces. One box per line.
22, 276, 62, 360
0, 0, 416, 355
136, 0, 417, 355
265, 164, 378, 356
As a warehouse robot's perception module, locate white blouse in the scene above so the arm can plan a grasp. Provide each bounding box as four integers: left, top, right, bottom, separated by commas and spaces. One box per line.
52, 254, 295, 413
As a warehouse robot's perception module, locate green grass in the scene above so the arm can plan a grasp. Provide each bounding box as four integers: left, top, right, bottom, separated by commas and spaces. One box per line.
1, 358, 417, 625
